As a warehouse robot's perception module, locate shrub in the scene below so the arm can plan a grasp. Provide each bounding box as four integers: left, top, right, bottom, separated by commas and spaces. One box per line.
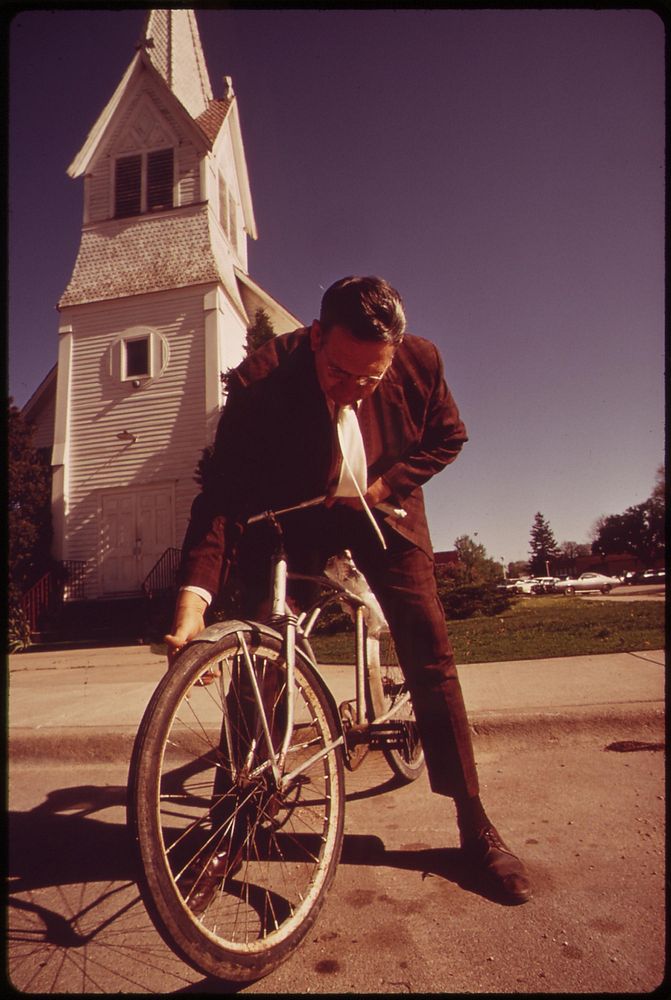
439, 582, 513, 620
8, 582, 31, 652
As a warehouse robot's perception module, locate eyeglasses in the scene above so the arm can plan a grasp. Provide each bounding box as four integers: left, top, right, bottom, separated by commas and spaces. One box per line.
322, 348, 390, 388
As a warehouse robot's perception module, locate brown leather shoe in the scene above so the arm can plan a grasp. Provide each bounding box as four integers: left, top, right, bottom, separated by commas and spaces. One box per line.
184, 848, 243, 917
461, 825, 532, 904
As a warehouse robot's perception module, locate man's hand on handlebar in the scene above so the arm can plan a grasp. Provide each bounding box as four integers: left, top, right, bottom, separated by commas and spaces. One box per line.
164, 590, 208, 668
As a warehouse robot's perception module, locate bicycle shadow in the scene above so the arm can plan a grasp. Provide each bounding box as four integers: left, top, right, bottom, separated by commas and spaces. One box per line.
8, 772, 513, 993
7, 783, 202, 994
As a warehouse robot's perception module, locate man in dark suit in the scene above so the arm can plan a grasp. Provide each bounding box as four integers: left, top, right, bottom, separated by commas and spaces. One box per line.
166, 275, 531, 904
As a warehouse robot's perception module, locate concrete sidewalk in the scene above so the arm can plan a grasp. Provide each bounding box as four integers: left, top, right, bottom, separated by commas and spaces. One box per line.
7, 644, 665, 762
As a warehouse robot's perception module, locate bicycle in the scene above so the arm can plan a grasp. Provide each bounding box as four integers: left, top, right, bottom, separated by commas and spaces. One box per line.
127, 496, 425, 982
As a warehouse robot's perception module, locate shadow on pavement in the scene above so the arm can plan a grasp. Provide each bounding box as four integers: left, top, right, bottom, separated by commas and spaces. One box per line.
8, 778, 516, 993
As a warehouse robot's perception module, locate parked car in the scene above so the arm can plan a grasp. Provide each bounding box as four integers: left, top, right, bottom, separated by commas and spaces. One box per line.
533, 576, 560, 593
497, 579, 523, 594
635, 568, 666, 585
554, 572, 621, 595
515, 577, 545, 595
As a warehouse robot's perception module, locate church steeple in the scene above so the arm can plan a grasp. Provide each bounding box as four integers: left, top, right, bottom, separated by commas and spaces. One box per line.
61, 7, 259, 312
140, 9, 213, 119
45, 6, 299, 598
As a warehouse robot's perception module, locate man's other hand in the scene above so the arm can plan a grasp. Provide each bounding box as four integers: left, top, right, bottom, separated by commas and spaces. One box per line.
164, 590, 208, 668
325, 476, 391, 510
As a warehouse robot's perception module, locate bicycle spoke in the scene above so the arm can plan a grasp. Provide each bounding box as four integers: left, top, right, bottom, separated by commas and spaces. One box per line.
130, 631, 344, 978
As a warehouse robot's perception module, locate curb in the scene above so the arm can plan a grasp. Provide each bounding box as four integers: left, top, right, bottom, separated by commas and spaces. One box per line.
9, 703, 665, 764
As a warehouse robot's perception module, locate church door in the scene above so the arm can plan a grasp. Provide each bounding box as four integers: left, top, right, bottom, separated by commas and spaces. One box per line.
100, 486, 174, 594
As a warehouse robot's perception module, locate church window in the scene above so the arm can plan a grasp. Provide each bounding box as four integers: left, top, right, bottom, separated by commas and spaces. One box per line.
124, 336, 150, 379
109, 327, 170, 383
218, 172, 240, 253
114, 149, 174, 218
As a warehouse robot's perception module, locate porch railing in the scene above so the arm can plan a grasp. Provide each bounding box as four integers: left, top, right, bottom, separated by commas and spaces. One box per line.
21, 560, 88, 635
142, 547, 181, 598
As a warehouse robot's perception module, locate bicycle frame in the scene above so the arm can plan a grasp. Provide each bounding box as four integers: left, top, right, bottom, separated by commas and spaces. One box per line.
198, 497, 413, 791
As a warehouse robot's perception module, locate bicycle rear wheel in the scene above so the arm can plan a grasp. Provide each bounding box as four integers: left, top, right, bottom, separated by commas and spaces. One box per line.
366, 631, 425, 783
127, 628, 345, 982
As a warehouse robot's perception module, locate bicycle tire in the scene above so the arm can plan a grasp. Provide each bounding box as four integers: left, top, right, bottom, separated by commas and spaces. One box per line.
366, 631, 425, 783
127, 627, 345, 982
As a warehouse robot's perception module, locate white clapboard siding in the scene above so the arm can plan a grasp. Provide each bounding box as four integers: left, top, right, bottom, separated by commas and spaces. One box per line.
60, 284, 246, 595
48, 11, 283, 599
212, 128, 247, 271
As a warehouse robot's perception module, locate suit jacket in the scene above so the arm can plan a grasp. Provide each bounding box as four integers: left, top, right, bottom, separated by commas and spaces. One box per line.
179, 328, 468, 595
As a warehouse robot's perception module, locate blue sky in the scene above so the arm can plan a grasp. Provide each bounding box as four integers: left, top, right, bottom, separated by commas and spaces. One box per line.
8, 8, 665, 564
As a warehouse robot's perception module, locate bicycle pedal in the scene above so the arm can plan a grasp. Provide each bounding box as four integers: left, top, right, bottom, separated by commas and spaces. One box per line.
367, 722, 408, 750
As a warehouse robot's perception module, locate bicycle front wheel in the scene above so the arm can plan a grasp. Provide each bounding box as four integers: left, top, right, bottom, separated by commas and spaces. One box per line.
366, 631, 426, 783
128, 628, 345, 983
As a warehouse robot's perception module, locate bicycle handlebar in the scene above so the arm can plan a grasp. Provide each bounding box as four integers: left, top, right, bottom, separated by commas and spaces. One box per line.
246, 495, 407, 527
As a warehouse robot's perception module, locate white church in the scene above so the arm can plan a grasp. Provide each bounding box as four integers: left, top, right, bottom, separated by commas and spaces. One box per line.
22, 9, 299, 628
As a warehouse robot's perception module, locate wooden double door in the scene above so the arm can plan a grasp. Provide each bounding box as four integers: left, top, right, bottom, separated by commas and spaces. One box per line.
100, 485, 174, 594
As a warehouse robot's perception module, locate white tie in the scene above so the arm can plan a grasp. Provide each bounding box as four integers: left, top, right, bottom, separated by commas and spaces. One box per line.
335, 405, 386, 548
335, 405, 367, 497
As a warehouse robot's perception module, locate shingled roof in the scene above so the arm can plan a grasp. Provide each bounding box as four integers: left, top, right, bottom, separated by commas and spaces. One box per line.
58, 207, 222, 307
195, 97, 233, 144
142, 9, 213, 120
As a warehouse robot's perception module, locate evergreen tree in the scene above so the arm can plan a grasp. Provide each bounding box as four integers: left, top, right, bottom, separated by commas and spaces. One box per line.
245, 308, 275, 355
220, 308, 276, 395
528, 512, 559, 575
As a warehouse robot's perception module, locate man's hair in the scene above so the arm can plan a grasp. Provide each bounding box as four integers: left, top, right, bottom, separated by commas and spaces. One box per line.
319, 276, 406, 345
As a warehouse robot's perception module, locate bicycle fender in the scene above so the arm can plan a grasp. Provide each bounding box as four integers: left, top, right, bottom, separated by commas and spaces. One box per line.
194, 618, 284, 646
189, 620, 347, 746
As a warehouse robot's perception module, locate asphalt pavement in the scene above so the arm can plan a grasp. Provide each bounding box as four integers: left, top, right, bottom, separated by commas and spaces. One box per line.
7, 635, 666, 994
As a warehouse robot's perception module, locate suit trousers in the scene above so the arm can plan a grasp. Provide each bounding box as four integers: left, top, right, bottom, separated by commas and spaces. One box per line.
233, 503, 479, 800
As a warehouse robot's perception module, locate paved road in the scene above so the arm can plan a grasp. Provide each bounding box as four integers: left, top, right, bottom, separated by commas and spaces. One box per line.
7, 640, 665, 993
579, 583, 664, 602
8, 726, 664, 994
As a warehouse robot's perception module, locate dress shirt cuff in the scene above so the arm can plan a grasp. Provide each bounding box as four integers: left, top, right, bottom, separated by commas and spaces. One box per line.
179, 585, 213, 607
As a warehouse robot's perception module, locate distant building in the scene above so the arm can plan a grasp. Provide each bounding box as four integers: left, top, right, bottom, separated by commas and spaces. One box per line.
22, 9, 300, 602
434, 551, 460, 576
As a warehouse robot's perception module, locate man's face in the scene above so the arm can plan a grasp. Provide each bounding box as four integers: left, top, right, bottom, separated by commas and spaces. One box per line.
310, 321, 396, 406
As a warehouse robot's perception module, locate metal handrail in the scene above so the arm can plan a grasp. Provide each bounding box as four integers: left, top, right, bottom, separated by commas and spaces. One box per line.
142, 547, 181, 597
21, 560, 87, 633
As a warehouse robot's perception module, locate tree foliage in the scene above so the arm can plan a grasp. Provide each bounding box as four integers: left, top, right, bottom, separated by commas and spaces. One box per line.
221, 308, 276, 395
9, 401, 52, 590
556, 540, 591, 575
245, 308, 276, 355
591, 465, 665, 565
436, 534, 511, 619
8, 401, 53, 648
440, 534, 504, 587
507, 560, 529, 579
528, 512, 559, 575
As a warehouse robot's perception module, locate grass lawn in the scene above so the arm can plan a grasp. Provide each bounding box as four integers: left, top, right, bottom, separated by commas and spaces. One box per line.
309, 595, 665, 665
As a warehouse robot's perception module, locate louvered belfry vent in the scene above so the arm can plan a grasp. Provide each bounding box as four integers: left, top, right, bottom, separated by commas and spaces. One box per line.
115, 155, 142, 218
114, 149, 174, 218
147, 149, 174, 211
